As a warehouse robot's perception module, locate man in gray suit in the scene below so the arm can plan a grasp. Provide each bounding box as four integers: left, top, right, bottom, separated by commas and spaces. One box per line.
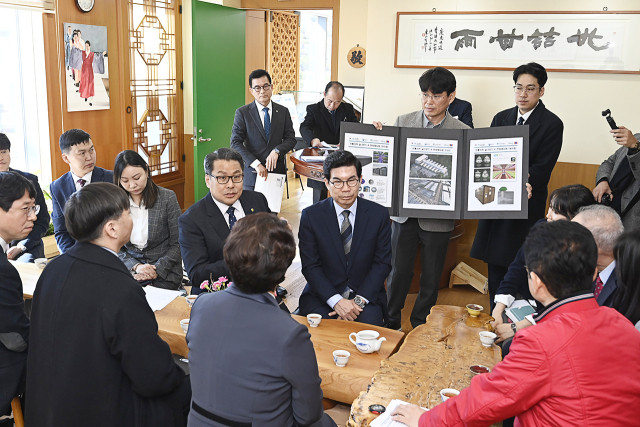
593, 125, 640, 231
374, 67, 470, 329
230, 69, 297, 190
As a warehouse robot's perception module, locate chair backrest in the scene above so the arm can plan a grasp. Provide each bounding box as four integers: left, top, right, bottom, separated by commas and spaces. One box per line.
11, 397, 24, 427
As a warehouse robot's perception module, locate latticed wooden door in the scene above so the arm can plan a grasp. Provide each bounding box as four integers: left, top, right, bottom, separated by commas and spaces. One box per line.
267, 11, 300, 94
127, 0, 182, 177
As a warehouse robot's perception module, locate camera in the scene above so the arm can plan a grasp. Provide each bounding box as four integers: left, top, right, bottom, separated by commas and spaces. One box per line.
602, 109, 618, 130
601, 193, 612, 206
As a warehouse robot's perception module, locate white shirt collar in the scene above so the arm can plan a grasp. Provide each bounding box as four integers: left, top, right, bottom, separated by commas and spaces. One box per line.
255, 100, 272, 114
71, 170, 93, 186
599, 260, 616, 286
517, 101, 539, 124
333, 197, 358, 221
0, 236, 7, 253
100, 245, 119, 257
211, 194, 244, 220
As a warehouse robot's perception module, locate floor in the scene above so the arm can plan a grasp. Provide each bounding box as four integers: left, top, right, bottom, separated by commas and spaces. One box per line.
279, 176, 491, 426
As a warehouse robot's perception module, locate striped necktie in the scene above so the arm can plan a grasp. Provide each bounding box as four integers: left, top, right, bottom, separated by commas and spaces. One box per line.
341, 210, 352, 255
263, 107, 271, 142
517, 117, 525, 125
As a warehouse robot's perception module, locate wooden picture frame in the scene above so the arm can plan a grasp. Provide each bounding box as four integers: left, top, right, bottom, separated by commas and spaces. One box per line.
394, 11, 640, 74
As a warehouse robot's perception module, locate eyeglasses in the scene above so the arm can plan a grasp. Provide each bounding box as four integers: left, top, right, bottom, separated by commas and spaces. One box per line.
420, 92, 445, 101
12, 205, 40, 217
513, 85, 540, 94
329, 178, 360, 188
207, 174, 244, 184
251, 83, 272, 92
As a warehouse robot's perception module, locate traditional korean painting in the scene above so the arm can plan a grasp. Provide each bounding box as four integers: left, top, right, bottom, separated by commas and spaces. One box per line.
63, 23, 109, 112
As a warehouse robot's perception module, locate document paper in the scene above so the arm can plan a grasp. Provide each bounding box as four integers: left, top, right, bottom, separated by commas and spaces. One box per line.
254, 172, 286, 213
370, 399, 429, 427
143, 286, 182, 312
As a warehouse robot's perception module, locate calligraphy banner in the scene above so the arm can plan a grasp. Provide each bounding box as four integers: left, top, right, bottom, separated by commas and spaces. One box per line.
395, 11, 640, 74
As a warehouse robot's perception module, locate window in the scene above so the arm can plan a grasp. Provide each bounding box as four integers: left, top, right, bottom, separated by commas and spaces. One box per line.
0, 5, 52, 185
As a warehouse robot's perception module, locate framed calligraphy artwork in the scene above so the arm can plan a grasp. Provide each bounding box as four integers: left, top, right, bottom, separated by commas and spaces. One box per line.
395, 11, 640, 74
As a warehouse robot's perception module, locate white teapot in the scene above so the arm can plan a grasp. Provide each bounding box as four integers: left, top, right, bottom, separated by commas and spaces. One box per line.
349, 330, 386, 354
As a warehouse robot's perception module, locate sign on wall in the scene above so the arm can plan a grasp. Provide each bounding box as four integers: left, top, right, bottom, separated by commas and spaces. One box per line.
395, 12, 640, 74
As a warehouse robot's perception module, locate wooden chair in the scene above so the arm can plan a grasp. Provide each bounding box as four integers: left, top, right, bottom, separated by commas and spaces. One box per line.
11, 397, 24, 427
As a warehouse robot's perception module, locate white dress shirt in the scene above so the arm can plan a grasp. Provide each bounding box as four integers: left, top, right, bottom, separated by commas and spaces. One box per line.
599, 260, 616, 287
71, 171, 93, 191
0, 236, 7, 253
211, 194, 246, 228
517, 101, 539, 125
250, 100, 274, 170
129, 198, 149, 250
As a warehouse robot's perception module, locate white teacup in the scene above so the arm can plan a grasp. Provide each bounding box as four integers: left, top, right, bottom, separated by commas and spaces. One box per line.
34, 258, 48, 269
440, 388, 460, 402
349, 330, 386, 354
307, 313, 322, 328
185, 295, 197, 308
333, 350, 350, 367
180, 319, 190, 333
479, 331, 497, 347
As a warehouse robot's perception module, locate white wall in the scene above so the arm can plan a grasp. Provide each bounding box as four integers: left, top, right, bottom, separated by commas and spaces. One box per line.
355, 0, 640, 165
337, 0, 367, 87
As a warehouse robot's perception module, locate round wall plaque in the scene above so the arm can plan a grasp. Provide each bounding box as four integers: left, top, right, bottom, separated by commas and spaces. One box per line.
347, 45, 366, 68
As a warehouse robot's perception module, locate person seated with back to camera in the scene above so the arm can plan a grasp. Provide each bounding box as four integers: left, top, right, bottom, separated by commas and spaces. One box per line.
186, 213, 337, 427
608, 229, 640, 331
491, 184, 596, 346
114, 150, 183, 290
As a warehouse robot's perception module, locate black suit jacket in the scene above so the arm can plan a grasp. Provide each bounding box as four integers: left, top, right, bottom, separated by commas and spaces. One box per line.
0, 250, 29, 413
25, 242, 186, 427
9, 168, 50, 255
299, 100, 359, 189
447, 97, 474, 128
471, 100, 563, 267
595, 268, 618, 307
230, 101, 296, 188
179, 191, 270, 294
297, 197, 392, 316
50, 167, 114, 253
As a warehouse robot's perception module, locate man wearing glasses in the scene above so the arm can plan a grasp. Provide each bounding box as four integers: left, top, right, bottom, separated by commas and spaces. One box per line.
300, 81, 360, 203
373, 67, 469, 330
297, 150, 392, 326
230, 69, 296, 191
471, 62, 564, 311
179, 148, 270, 295
0, 171, 37, 419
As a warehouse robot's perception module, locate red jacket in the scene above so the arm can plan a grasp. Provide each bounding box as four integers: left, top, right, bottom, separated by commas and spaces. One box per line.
419, 296, 640, 427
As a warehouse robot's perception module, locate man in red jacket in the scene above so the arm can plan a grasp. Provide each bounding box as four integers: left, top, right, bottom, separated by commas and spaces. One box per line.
391, 220, 640, 427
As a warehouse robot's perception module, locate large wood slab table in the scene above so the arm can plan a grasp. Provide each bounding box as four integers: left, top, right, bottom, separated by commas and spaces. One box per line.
155, 296, 191, 356
12, 260, 41, 299
348, 305, 502, 427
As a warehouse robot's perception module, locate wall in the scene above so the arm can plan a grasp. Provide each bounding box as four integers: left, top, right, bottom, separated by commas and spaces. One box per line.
336, 0, 367, 87
361, 0, 640, 165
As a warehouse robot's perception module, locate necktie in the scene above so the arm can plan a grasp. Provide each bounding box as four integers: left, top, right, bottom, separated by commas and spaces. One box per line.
227, 206, 237, 230
77, 178, 86, 188
263, 107, 271, 142
517, 117, 525, 126
341, 210, 352, 256
594, 274, 604, 299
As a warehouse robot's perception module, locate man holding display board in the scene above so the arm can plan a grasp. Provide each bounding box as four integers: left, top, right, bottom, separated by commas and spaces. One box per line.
373, 67, 469, 330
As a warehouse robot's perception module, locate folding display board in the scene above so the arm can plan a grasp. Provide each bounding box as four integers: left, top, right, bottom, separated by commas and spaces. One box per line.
339, 122, 529, 219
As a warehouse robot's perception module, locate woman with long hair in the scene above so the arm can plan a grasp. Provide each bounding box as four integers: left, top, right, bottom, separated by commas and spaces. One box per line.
611, 230, 640, 330
114, 150, 183, 290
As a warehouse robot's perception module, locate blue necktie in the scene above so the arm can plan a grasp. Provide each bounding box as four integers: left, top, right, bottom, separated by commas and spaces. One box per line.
517, 117, 525, 125
263, 107, 271, 142
341, 210, 352, 255
227, 206, 237, 230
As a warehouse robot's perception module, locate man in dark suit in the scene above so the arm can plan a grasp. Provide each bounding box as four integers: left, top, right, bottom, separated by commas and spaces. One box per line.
26, 182, 190, 427
573, 205, 624, 307
471, 62, 564, 309
298, 150, 392, 326
0, 172, 36, 419
49, 129, 114, 253
179, 148, 270, 295
230, 69, 296, 190
0, 133, 50, 262
447, 97, 474, 128
300, 81, 360, 203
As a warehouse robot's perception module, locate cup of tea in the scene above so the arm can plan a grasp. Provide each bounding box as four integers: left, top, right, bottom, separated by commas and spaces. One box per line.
307, 313, 322, 328
470, 365, 491, 375
333, 350, 350, 367
185, 295, 197, 308
34, 258, 48, 269
180, 319, 190, 333
466, 304, 483, 317
479, 331, 497, 347
439, 388, 460, 402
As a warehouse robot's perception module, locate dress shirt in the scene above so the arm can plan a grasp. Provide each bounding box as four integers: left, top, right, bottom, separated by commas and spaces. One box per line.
250, 100, 274, 170
71, 170, 93, 191
0, 236, 7, 253
211, 194, 246, 228
129, 198, 148, 250
100, 246, 119, 258
516, 101, 539, 125
327, 199, 369, 309
599, 260, 616, 287
422, 111, 445, 129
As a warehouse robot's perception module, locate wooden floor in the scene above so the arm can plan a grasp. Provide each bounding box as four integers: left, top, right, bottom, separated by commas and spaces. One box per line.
280, 175, 491, 333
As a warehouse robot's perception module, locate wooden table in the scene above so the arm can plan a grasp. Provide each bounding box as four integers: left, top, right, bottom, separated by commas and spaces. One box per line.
12, 260, 41, 299
349, 305, 502, 427
290, 148, 325, 182
155, 296, 191, 356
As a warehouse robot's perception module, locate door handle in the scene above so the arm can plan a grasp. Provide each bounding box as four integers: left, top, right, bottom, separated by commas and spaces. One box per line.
198, 137, 211, 142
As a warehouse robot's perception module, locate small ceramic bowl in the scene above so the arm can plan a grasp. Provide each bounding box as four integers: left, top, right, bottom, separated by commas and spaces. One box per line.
466, 304, 483, 317
439, 388, 460, 402
470, 365, 491, 375
479, 331, 497, 347
180, 319, 190, 333
185, 295, 197, 308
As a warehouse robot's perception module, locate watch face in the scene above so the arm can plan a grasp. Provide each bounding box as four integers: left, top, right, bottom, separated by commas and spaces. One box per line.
76, 0, 95, 12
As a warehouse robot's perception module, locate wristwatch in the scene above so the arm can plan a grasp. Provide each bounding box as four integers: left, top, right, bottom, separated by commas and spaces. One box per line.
510, 323, 518, 334
274, 148, 280, 154
353, 295, 366, 309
